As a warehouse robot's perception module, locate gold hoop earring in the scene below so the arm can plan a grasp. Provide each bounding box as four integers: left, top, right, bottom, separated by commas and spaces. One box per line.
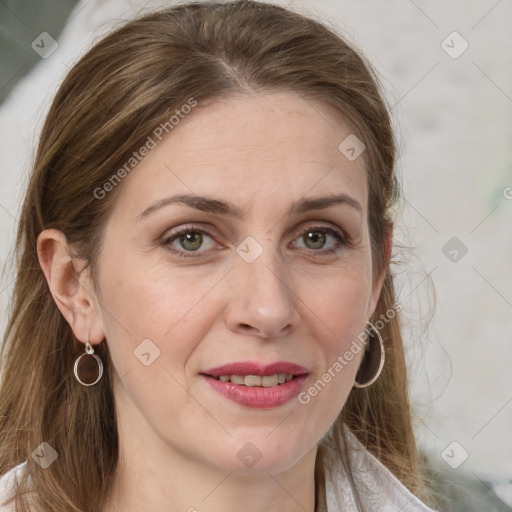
354, 322, 385, 388
73, 339, 103, 386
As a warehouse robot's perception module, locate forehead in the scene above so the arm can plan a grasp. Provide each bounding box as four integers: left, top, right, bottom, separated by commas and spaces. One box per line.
111, 91, 367, 222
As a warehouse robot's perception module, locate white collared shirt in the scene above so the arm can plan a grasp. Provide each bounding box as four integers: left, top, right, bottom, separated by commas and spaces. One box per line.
325, 430, 438, 511
0, 436, 437, 512
0, 460, 25, 512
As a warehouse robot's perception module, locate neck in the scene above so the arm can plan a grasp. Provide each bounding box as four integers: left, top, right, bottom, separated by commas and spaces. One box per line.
104, 439, 318, 512
103, 386, 318, 512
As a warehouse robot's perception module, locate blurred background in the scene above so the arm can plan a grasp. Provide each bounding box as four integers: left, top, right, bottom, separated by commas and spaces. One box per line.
0, 1, 511, 510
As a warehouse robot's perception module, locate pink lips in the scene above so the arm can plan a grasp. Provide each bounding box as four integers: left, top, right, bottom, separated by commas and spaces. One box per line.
201, 361, 309, 409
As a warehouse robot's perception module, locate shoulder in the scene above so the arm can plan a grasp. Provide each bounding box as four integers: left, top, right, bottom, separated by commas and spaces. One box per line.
326, 431, 438, 512
0, 461, 27, 511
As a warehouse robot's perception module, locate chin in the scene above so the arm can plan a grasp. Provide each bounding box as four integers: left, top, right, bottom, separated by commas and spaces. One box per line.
208, 434, 314, 475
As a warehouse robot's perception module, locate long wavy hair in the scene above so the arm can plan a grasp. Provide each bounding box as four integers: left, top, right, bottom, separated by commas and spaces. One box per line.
0, 1, 431, 510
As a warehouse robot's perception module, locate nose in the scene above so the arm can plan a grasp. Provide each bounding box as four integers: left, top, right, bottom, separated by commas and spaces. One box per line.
224, 249, 301, 340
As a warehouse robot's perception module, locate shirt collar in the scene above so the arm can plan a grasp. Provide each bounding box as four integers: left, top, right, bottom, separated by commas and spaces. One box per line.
325, 428, 438, 512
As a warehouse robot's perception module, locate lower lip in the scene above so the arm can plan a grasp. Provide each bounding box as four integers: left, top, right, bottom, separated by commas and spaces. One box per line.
202, 374, 308, 408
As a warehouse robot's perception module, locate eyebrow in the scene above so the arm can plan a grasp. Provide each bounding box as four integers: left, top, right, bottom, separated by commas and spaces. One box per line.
136, 192, 363, 222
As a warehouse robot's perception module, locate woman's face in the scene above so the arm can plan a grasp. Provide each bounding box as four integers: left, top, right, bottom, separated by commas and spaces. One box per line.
92, 91, 386, 475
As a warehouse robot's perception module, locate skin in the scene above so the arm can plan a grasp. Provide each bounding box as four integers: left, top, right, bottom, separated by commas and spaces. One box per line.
37, 91, 391, 512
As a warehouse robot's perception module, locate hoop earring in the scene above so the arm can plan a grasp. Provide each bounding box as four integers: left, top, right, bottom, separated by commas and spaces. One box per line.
354, 322, 385, 388
73, 339, 103, 386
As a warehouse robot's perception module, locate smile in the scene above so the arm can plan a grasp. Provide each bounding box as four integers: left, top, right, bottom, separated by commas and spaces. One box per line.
201, 361, 309, 408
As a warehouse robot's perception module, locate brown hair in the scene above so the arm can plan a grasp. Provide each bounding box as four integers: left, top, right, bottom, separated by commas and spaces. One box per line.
0, 1, 430, 510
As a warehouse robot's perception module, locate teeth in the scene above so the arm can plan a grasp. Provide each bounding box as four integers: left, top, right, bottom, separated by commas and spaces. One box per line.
261, 375, 278, 387
215, 373, 296, 386
244, 375, 262, 386
230, 375, 245, 385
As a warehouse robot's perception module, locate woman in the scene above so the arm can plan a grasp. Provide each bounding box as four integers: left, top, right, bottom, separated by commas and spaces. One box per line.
0, 1, 439, 511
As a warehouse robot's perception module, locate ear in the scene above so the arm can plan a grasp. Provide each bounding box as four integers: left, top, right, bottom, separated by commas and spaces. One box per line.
36, 228, 105, 346
368, 222, 393, 317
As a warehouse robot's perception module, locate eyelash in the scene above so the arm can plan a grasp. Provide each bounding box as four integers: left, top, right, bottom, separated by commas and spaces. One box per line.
161, 224, 348, 259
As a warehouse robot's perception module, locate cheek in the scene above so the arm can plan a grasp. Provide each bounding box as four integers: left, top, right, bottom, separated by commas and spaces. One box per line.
96, 250, 221, 375
96, 258, 211, 431
295, 261, 372, 413
304, 258, 374, 345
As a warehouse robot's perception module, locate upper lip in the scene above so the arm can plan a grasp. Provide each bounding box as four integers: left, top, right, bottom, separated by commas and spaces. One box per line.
202, 361, 309, 377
